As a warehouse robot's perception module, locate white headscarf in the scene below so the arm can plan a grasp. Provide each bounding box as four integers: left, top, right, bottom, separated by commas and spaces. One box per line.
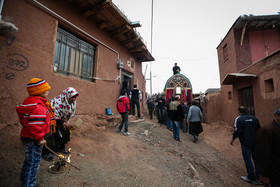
51, 87, 79, 120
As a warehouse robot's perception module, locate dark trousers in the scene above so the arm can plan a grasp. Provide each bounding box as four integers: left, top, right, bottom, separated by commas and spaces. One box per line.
118, 112, 129, 132
241, 145, 259, 181
132, 99, 140, 117
149, 109, 153, 119
43, 119, 70, 155
157, 108, 165, 123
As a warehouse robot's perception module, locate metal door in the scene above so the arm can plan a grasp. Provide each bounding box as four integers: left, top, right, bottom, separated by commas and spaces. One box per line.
239, 86, 255, 116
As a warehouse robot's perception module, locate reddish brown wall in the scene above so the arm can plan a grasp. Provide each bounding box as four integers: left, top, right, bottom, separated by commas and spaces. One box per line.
0, 0, 145, 126
202, 92, 222, 124
214, 26, 280, 126
205, 50, 280, 126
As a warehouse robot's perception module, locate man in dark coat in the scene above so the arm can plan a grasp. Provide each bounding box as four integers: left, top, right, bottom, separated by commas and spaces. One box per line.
129, 84, 142, 118
147, 98, 155, 120
156, 94, 166, 124
168, 96, 184, 141
172, 63, 181, 75
255, 107, 280, 187
230, 106, 261, 185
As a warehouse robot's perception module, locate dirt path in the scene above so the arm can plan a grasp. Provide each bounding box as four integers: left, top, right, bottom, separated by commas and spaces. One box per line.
0, 117, 258, 187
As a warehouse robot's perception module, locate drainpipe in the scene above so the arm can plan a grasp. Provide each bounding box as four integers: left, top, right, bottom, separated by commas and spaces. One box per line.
0, 0, 4, 20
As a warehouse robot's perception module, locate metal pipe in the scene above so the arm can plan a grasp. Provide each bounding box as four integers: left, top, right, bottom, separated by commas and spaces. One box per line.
31, 0, 119, 60
0, 0, 4, 20
150, 0, 154, 96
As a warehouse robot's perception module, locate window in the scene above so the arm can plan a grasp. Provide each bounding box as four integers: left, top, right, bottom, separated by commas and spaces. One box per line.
223, 44, 228, 62
228, 91, 232, 99
265, 79, 274, 93
54, 27, 96, 81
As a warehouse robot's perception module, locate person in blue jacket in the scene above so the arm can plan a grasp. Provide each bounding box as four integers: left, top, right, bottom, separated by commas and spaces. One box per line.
230, 106, 261, 185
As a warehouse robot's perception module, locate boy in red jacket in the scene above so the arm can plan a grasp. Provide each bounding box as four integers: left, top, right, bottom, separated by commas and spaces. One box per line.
117, 90, 131, 136
16, 78, 53, 187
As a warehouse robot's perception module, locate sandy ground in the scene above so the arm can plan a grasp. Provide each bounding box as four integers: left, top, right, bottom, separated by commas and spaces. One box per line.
0, 114, 259, 187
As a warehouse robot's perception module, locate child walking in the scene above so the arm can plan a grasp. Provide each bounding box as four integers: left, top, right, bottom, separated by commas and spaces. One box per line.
116, 90, 131, 136
16, 78, 55, 187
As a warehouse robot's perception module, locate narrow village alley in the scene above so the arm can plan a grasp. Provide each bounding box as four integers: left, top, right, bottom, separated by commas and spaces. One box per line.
0, 114, 259, 187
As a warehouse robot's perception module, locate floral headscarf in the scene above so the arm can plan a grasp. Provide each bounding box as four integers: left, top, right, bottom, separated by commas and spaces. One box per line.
51, 87, 79, 120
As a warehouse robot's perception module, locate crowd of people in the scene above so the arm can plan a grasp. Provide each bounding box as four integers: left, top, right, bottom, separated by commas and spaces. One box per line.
146, 93, 203, 142
16, 76, 280, 187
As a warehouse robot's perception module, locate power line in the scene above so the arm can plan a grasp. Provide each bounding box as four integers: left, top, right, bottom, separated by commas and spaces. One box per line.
149, 0, 154, 95
155, 55, 216, 62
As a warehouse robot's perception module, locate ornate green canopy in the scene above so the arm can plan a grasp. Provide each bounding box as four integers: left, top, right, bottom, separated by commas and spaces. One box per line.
164, 73, 192, 89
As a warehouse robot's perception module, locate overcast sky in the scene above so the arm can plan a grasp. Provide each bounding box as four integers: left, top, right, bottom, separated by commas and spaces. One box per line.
113, 0, 280, 94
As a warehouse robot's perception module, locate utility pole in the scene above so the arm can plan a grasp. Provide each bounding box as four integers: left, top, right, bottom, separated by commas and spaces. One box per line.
150, 0, 154, 96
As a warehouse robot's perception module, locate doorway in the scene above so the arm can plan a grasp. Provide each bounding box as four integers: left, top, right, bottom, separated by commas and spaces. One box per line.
239, 86, 255, 116
121, 71, 132, 96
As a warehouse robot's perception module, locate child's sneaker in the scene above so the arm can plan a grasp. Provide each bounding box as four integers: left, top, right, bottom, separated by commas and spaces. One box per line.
116, 129, 122, 133
123, 132, 131, 136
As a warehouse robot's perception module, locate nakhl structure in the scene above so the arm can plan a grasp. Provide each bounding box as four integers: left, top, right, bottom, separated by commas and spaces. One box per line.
164, 73, 192, 104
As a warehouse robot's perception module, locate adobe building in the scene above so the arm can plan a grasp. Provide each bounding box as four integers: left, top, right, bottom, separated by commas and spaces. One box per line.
0, 0, 154, 126
205, 14, 280, 125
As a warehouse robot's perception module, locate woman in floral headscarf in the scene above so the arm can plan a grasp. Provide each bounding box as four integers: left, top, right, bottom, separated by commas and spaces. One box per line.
43, 87, 79, 161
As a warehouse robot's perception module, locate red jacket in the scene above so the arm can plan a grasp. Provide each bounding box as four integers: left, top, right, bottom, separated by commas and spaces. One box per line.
117, 96, 130, 113
16, 96, 50, 142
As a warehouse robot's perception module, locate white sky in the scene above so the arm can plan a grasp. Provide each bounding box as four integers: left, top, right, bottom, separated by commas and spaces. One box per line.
113, 0, 280, 94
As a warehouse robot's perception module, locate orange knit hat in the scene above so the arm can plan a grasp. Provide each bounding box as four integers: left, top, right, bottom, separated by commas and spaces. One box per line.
27, 78, 51, 96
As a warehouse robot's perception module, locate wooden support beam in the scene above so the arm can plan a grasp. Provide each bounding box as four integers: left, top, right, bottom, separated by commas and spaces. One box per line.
83, 9, 97, 17
131, 51, 149, 57
111, 24, 131, 38
120, 36, 140, 45
128, 45, 146, 53
83, 0, 112, 18
99, 22, 108, 29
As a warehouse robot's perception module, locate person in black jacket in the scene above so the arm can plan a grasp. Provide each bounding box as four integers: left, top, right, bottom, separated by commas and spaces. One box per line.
255, 107, 280, 187
156, 94, 166, 124
147, 98, 155, 120
172, 63, 181, 75
230, 106, 261, 185
129, 84, 142, 118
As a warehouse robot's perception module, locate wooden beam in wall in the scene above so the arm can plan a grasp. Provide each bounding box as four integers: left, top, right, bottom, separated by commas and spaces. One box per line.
254, 21, 264, 29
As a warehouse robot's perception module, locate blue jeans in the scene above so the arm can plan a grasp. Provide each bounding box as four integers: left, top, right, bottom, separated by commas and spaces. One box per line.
118, 112, 129, 132
241, 145, 259, 181
167, 118, 173, 130
20, 141, 42, 187
172, 121, 180, 140
158, 108, 165, 123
